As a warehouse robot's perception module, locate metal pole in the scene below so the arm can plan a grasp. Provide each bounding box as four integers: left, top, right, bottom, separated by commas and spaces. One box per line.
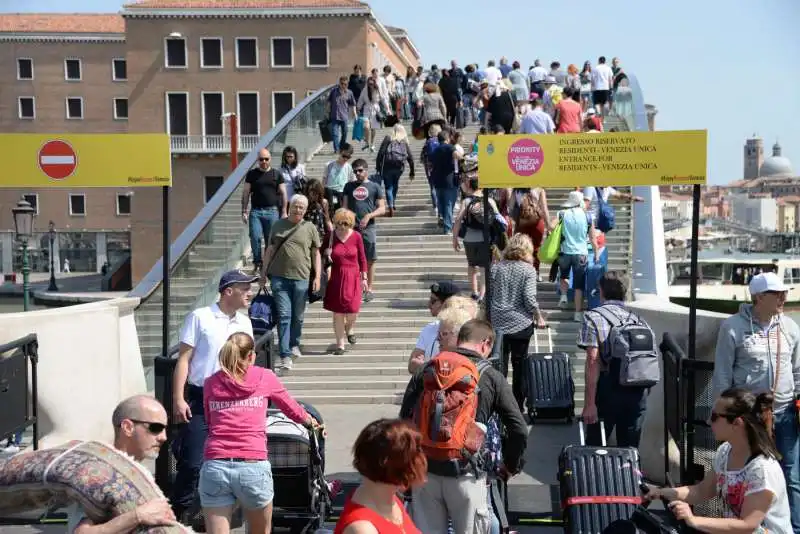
161, 186, 170, 359
47, 230, 58, 292
22, 240, 30, 312
230, 114, 238, 172
482, 189, 492, 323
687, 184, 701, 360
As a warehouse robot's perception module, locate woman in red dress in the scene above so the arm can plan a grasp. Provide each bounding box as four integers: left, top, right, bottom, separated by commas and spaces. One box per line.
323, 208, 368, 355
334, 419, 425, 534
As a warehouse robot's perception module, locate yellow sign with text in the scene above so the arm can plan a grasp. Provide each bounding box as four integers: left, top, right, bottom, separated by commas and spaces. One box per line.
0, 134, 172, 187
478, 130, 707, 188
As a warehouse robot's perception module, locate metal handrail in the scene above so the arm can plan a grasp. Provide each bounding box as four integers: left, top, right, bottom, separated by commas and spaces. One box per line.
129, 84, 335, 300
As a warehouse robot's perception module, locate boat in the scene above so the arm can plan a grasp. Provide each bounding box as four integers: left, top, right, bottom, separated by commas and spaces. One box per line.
667, 252, 800, 314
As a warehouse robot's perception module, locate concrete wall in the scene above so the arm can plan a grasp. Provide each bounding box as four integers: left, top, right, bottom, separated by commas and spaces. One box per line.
0, 297, 146, 448
628, 296, 729, 484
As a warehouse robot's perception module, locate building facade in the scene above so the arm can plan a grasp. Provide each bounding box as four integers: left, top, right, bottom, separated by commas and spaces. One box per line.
730, 194, 778, 232
0, 0, 420, 283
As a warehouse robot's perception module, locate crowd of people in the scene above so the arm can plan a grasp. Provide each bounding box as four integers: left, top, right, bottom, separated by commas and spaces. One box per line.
4, 56, 799, 534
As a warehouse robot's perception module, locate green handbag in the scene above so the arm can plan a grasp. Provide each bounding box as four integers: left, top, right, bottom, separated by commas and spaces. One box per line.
539, 219, 563, 264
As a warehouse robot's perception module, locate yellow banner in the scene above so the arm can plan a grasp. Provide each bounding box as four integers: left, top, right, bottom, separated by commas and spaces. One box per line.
0, 134, 172, 187
478, 130, 707, 188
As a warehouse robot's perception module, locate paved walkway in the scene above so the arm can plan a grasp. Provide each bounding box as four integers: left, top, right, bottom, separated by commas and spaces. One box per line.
1, 404, 574, 532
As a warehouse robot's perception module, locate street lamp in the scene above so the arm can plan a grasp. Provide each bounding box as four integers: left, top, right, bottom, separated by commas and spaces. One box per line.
47, 220, 58, 292
12, 197, 36, 311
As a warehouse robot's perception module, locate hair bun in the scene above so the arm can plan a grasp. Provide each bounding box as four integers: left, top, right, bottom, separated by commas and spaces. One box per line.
755, 391, 775, 410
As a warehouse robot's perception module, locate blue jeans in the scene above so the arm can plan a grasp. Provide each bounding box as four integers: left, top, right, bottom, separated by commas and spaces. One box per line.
330, 119, 348, 152
588, 372, 648, 448
382, 166, 403, 209
774, 406, 800, 532
249, 207, 279, 266
271, 275, 310, 358
435, 186, 459, 234
199, 459, 274, 510
171, 385, 208, 511
5, 431, 22, 446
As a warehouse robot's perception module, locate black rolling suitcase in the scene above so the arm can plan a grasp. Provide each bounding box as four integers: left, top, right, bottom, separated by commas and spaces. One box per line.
559, 421, 643, 534
526, 327, 575, 423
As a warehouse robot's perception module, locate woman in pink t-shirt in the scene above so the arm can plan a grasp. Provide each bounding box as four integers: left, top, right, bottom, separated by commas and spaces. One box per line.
555, 87, 583, 133
199, 332, 319, 534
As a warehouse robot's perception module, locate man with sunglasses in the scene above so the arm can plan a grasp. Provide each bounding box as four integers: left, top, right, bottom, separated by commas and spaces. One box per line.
407, 281, 461, 373
242, 148, 287, 274
326, 76, 357, 152
67, 395, 175, 533
713, 271, 800, 531
343, 158, 386, 302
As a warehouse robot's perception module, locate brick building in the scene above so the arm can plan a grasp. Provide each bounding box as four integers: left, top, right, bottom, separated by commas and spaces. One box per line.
0, 0, 421, 282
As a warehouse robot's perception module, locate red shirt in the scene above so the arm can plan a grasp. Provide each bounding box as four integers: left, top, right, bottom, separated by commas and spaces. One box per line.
556, 98, 583, 133
334, 494, 420, 534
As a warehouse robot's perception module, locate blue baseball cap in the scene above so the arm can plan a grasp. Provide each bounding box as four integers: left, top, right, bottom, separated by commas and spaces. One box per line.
219, 269, 258, 292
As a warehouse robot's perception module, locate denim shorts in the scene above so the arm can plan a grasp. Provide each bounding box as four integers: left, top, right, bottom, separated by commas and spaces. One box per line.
199, 459, 274, 510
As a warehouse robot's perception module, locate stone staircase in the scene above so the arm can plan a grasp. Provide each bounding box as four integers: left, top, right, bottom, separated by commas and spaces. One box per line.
282, 121, 635, 409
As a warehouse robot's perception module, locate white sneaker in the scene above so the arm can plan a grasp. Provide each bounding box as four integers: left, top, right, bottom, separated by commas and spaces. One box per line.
558, 295, 568, 309
573, 311, 584, 323
290, 346, 302, 359
2, 444, 20, 455
281, 357, 293, 371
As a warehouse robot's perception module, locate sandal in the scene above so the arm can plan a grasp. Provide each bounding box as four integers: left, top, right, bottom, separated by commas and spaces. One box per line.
347, 334, 357, 345
332, 347, 346, 355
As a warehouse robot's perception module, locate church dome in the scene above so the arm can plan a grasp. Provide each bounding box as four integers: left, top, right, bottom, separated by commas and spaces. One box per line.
760, 141, 793, 177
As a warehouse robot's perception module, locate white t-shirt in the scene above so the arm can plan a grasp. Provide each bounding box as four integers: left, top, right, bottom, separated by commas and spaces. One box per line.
591, 64, 614, 91
583, 186, 617, 222
180, 303, 254, 387
528, 66, 547, 83
484, 66, 502, 88
711, 442, 791, 534
415, 320, 440, 362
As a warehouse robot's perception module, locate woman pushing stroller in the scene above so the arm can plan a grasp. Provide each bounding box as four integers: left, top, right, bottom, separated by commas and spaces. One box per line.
199, 332, 322, 534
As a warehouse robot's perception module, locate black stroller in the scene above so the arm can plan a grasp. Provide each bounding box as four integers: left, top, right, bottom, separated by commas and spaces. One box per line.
269, 401, 331, 533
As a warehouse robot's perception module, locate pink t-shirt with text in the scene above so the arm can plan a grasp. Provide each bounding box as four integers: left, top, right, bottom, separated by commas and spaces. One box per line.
203, 366, 308, 461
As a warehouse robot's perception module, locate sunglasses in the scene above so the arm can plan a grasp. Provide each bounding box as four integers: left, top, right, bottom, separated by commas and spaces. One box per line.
353, 168, 366, 174
709, 411, 737, 423
130, 420, 167, 434
258, 157, 270, 162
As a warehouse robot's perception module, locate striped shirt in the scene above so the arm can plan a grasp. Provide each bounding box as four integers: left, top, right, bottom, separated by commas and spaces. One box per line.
489, 260, 539, 335
577, 300, 632, 351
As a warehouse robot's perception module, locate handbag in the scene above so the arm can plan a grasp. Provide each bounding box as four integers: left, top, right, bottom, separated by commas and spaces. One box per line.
352, 116, 365, 141
309, 230, 335, 304
539, 218, 563, 264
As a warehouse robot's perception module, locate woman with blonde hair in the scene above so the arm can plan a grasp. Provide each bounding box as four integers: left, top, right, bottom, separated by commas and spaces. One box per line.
376, 123, 415, 216
199, 332, 319, 534
323, 208, 368, 354
490, 233, 546, 411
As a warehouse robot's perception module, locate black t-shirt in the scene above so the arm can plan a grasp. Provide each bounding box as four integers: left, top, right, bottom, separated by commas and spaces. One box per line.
343, 180, 384, 228
430, 143, 456, 189
245, 168, 284, 210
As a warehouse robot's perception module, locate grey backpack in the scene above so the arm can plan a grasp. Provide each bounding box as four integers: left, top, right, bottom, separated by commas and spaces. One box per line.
592, 306, 660, 388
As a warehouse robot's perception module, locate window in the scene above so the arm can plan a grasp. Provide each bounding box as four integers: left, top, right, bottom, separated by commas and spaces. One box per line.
23, 194, 39, 215
201, 37, 223, 68
166, 92, 189, 135
18, 97, 35, 119
66, 97, 84, 120
202, 92, 224, 136
69, 194, 86, 216
272, 92, 295, 126
165, 37, 188, 68
306, 37, 329, 68
17, 58, 33, 80
113, 98, 129, 120
204, 176, 224, 203
235, 37, 258, 68
271, 37, 293, 68
116, 194, 131, 216
112, 58, 127, 81
236, 92, 260, 136
64, 58, 82, 81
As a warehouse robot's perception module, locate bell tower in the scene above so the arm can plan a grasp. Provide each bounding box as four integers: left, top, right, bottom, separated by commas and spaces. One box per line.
743, 135, 764, 179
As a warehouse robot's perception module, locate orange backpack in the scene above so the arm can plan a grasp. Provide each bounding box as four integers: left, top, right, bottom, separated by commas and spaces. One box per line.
414, 351, 486, 462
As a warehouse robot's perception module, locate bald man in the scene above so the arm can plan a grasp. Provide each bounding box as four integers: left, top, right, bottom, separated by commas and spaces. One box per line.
242, 147, 288, 273
68, 395, 176, 533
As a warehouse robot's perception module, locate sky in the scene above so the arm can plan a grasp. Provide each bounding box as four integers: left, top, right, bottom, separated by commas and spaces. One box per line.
4, 0, 799, 185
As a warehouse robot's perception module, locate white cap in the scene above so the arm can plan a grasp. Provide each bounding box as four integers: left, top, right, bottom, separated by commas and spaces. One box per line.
749, 272, 788, 295
562, 190, 584, 208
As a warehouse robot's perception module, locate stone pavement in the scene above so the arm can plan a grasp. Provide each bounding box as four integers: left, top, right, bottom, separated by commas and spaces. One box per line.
1, 404, 575, 533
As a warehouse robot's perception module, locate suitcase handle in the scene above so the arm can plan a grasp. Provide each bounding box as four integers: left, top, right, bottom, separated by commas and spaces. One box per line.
531, 325, 553, 353
578, 418, 606, 447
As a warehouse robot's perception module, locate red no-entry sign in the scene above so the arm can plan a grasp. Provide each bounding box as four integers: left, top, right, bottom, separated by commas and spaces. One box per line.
38, 139, 77, 180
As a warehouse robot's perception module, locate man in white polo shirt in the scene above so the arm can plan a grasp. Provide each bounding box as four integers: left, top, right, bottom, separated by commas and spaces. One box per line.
170, 269, 255, 520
